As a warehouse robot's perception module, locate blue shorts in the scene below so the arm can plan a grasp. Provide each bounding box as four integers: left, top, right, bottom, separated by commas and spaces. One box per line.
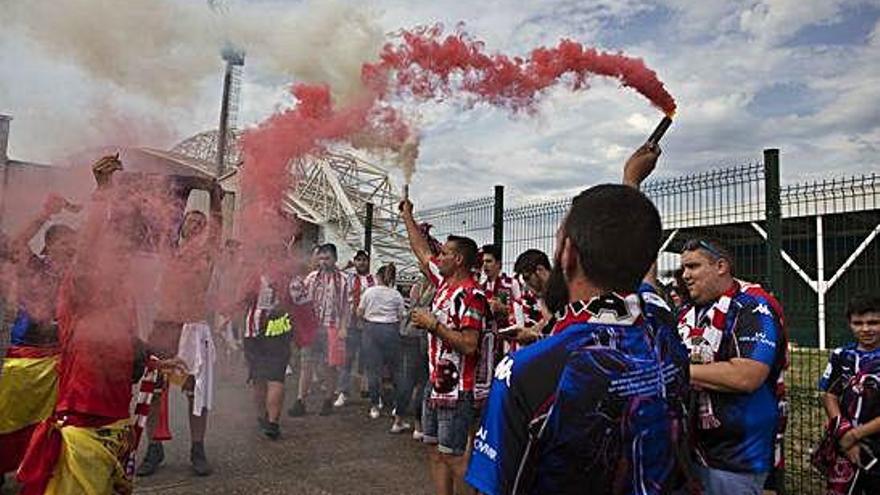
695, 465, 768, 495
422, 391, 478, 456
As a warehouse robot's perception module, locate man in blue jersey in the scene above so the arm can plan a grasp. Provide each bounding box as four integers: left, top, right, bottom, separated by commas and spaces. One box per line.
678, 239, 786, 494
465, 144, 692, 495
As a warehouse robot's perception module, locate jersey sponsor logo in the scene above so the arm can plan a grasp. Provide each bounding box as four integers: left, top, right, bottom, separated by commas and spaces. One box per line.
738, 331, 777, 348
495, 355, 514, 388
473, 427, 498, 461
753, 304, 772, 316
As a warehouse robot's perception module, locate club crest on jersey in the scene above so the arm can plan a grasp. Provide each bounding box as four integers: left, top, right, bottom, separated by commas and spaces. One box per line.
753, 303, 772, 316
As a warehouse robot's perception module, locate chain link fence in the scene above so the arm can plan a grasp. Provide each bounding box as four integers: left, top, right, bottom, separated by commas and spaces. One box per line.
416, 157, 880, 494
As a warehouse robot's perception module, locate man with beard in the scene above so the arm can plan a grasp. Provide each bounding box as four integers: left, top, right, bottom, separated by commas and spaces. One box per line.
0, 194, 78, 479
400, 198, 489, 495
466, 144, 692, 495
139, 186, 224, 478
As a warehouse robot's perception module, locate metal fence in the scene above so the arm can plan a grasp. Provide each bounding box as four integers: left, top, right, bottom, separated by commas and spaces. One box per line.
417, 154, 880, 494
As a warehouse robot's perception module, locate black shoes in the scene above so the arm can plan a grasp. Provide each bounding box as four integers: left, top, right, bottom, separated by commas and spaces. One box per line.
262, 421, 281, 440
137, 440, 211, 477
288, 399, 306, 417
319, 398, 333, 416
190, 442, 212, 476
137, 442, 165, 477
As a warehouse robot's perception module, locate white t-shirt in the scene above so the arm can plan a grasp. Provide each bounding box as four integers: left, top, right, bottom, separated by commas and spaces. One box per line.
359, 285, 405, 324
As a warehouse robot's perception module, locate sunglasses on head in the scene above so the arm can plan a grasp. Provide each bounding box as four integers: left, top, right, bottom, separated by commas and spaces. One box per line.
682, 239, 727, 260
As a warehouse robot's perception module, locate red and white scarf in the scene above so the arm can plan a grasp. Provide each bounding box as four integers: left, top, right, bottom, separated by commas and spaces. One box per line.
677, 285, 738, 430
125, 356, 161, 481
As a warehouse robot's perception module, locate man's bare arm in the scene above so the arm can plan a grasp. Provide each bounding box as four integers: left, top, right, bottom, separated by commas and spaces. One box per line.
430, 323, 479, 355
622, 143, 661, 190
10, 194, 70, 260
822, 392, 842, 420
622, 145, 662, 286
399, 199, 433, 271
690, 358, 771, 394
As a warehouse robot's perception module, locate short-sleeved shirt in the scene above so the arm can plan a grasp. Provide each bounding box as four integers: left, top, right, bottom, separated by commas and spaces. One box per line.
819, 344, 880, 433
480, 272, 525, 328
244, 275, 289, 339
291, 269, 349, 328
466, 285, 689, 495
425, 259, 488, 406
678, 283, 785, 473
360, 285, 405, 324
519, 287, 545, 329
348, 272, 376, 328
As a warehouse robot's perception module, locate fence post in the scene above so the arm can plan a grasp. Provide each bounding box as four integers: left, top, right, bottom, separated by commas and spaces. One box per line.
364, 202, 374, 255
494, 185, 504, 251
764, 149, 783, 295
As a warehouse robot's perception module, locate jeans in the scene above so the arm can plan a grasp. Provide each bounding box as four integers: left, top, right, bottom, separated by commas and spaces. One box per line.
694, 465, 768, 495
395, 335, 428, 418
336, 324, 363, 394
422, 390, 477, 456
362, 321, 401, 407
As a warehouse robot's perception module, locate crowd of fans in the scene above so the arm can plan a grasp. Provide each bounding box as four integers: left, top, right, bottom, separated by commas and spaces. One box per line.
0, 145, 879, 495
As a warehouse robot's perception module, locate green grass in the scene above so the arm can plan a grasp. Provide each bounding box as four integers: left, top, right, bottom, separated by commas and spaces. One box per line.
784, 347, 831, 494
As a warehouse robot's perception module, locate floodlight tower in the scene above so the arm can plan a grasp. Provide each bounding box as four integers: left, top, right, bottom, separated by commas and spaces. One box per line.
217, 45, 245, 176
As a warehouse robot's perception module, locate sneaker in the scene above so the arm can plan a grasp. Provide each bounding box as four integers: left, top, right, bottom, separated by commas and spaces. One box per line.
258, 414, 270, 431
319, 398, 334, 416
288, 399, 306, 417
377, 397, 384, 410
369, 406, 381, 419
390, 421, 412, 434
412, 430, 424, 441
136, 442, 164, 477
262, 421, 281, 440
190, 442, 213, 476
333, 392, 347, 408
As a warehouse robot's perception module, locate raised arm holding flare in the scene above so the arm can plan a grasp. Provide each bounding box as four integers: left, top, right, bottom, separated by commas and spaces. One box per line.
400, 199, 434, 273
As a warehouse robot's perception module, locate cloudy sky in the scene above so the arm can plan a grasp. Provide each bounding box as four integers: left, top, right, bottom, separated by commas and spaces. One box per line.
2, 0, 878, 207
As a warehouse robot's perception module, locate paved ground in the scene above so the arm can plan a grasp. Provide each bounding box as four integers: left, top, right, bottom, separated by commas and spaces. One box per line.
134, 364, 434, 495
1, 363, 434, 495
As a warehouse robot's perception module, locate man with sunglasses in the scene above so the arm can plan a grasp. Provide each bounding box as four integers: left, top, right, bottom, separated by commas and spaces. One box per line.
678, 239, 786, 494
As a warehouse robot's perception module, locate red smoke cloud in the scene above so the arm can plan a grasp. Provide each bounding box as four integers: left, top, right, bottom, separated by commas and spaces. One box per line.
364, 26, 676, 115
239, 24, 677, 257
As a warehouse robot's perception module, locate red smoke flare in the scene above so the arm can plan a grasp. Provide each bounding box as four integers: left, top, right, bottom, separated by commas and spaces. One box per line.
364, 26, 676, 115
